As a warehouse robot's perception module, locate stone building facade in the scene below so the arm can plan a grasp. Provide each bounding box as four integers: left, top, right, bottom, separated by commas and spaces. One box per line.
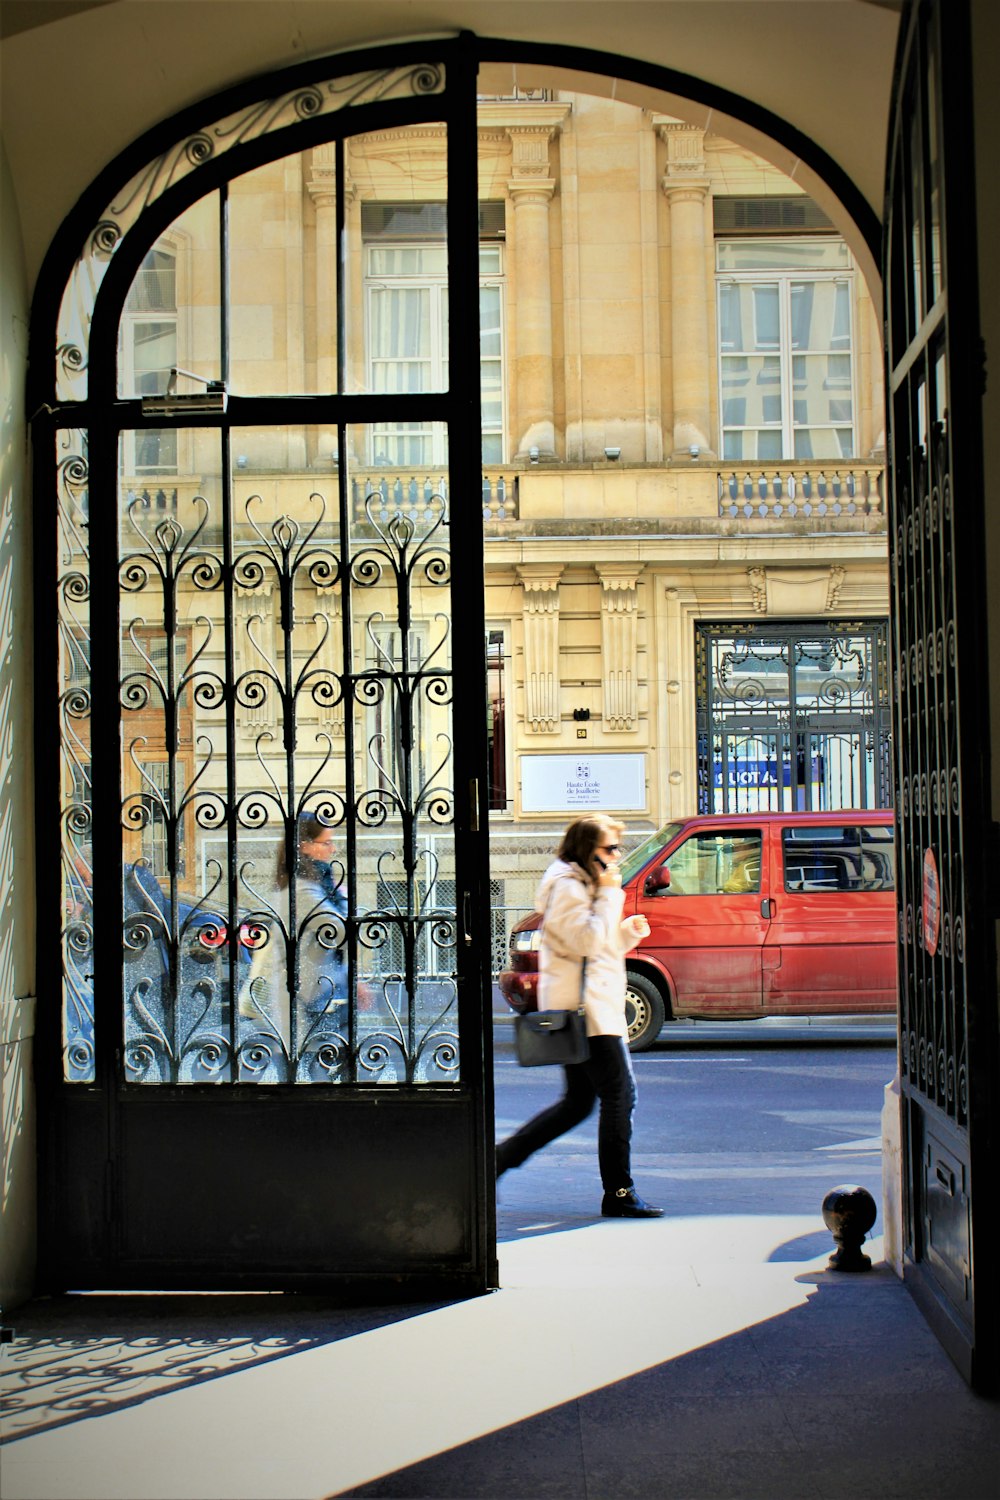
114, 90, 888, 951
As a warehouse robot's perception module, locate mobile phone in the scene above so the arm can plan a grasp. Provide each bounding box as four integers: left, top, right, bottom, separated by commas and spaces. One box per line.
593, 855, 608, 872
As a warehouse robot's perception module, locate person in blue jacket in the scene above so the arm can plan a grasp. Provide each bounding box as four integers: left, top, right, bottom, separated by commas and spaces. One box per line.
276, 812, 349, 1021
239, 812, 350, 1051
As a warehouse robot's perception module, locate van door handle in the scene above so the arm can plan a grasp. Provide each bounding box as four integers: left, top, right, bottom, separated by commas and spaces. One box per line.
761, 898, 774, 918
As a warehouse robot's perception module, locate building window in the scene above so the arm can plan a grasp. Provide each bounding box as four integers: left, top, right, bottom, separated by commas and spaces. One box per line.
486, 627, 509, 811
716, 238, 855, 462
366, 237, 506, 466
120, 246, 178, 474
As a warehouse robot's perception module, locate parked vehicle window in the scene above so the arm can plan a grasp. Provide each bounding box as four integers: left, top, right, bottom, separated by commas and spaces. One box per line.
859, 823, 895, 890
663, 832, 762, 895
620, 822, 682, 885
783, 824, 895, 892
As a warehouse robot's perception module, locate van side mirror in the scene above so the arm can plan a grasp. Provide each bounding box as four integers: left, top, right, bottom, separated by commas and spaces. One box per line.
644, 865, 671, 896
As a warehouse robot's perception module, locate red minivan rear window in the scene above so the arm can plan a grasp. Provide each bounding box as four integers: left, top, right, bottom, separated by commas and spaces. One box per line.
782, 823, 895, 892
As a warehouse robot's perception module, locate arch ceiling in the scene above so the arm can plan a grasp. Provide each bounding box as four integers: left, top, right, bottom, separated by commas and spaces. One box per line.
1, 1, 901, 289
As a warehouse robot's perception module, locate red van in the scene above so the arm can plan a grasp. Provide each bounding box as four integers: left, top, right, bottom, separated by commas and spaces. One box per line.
498, 810, 897, 1050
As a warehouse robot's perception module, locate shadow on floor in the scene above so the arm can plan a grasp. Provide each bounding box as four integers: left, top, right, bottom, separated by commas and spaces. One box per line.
0, 1293, 455, 1443
335, 1271, 1000, 1500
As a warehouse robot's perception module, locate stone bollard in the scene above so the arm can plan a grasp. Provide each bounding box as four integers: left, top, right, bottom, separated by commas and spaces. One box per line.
822, 1184, 878, 1272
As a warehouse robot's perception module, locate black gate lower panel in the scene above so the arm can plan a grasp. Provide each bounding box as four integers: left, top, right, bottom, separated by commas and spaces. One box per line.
43, 1089, 486, 1295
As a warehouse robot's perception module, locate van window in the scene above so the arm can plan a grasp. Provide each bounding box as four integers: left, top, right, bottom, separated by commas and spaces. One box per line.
620, 823, 682, 885
664, 832, 762, 895
782, 824, 895, 892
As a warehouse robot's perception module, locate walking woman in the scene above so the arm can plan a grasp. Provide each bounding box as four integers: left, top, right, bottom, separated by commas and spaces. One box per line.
496, 815, 663, 1217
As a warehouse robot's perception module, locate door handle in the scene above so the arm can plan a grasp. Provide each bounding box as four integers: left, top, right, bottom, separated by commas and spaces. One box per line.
761, 898, 775, 918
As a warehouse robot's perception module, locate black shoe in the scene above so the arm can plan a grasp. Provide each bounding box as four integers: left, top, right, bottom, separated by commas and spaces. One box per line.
602, 1187, 664, 1218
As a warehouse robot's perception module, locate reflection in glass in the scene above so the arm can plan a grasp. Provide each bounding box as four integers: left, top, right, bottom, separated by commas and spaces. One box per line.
118, 432, 230, 1083
221, 424, 457, 1082
117, 197, 221, 415
58, 431, 94, 1082
230, 153, 336, 398
54, 61, 446, 401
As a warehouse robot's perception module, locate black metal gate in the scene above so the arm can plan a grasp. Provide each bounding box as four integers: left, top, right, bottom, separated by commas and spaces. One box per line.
696, 620, 892, 813
34, 40, 496, 1292
885, 0, 998, 1386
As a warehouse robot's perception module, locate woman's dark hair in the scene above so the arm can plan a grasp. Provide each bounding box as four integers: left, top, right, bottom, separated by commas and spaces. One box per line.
556, 815, 623, 880
276, 813, 331, 889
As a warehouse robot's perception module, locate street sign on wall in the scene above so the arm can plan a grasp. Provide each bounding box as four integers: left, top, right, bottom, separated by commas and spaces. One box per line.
520, 754, 646, 813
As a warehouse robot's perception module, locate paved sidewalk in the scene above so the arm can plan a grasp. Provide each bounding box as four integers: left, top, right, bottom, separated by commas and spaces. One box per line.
2, 1217, 998, 1499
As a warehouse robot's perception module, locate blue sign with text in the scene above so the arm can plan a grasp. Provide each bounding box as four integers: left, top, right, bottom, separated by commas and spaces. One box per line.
713, 757, 823, 788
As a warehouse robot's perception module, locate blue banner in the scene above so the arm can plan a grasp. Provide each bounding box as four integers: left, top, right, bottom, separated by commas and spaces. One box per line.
713, 756, 823, 788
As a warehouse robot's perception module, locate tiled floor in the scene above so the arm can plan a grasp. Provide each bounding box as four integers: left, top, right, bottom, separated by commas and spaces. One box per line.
2, 1216, 999, 1500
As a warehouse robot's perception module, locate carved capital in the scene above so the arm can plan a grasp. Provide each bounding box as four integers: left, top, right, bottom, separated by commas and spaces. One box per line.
517, 564, 564, 598
508, 179, 556, 206
657, 121, 708, 177
307, 143, 355, 207
660, 178, 710, 206
507, 123, 560, 182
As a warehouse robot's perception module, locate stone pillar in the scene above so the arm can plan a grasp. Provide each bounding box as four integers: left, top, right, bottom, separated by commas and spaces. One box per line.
508, 126, 560, 458
517, 564, 563, 733
597, 565, 642, 732
285, 156, 307, 468
660, 124, 715, 459
307, 148, 354, 463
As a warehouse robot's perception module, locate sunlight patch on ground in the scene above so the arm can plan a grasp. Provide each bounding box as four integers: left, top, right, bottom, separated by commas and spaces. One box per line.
2, 1216, 831, 1500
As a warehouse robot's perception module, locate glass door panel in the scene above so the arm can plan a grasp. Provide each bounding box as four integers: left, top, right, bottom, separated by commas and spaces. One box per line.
347, 422, 458, 1083
118, 432, 229, 1083
346, 126, 448, 405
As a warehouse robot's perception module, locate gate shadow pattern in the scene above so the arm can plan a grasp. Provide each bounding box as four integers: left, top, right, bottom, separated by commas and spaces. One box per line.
0, 1294, 454, 1443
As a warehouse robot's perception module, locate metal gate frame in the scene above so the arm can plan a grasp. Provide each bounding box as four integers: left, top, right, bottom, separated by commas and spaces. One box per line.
32, 36, 497, 1295
695, 619, 892, 813
885, 0, 999, 1389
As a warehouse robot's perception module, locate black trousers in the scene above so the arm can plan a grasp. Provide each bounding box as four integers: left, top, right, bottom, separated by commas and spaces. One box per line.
497, 1034, 637, 1192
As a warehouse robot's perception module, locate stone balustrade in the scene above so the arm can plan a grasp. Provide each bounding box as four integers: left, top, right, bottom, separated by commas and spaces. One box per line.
118, 460, 887, 533
717, 464, 885, 518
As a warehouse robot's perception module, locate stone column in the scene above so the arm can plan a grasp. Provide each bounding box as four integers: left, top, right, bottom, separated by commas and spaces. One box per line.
517, 564, 564, 733
307, 148, 354, 463
508, 126, 561, 458
597, 565, 642, 732
660, 124, 715, 459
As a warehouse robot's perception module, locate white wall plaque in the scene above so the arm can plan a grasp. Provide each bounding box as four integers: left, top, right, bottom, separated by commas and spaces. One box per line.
520, 754, 646, 813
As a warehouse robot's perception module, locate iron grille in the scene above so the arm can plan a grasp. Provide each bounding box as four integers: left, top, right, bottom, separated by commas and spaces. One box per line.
695, 620, 892, 813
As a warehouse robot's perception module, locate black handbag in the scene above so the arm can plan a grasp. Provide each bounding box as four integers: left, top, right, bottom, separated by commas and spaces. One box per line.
515, 897, 590, 1066
515, 1005, 590, 1066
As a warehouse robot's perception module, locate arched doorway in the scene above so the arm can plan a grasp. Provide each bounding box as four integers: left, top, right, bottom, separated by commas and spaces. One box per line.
31, 26, 995, 1374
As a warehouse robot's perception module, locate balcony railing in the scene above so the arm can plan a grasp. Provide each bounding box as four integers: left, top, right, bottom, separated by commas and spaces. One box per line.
118, 461, 886, 533
351, 469, 519, 524
718, 465, 884, 519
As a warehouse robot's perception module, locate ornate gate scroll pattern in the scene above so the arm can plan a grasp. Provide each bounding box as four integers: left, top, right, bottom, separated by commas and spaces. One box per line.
115, 448, 458, 1086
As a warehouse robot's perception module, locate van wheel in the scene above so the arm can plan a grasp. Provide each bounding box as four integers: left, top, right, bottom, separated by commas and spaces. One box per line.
625, 972, 666, 1052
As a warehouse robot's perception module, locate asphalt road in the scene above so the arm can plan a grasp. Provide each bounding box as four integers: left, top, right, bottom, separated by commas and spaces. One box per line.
494, 1026, 897, 1253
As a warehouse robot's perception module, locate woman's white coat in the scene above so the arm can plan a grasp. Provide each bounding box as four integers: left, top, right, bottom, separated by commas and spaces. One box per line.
534, 858, 642, 1039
